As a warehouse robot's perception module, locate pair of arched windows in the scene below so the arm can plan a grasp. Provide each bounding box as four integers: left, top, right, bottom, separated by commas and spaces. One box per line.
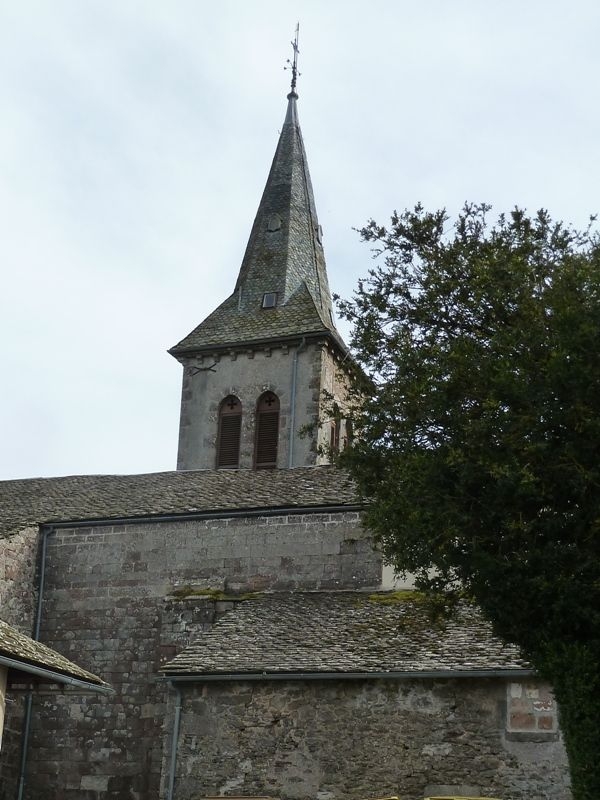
216, 391, 280, 470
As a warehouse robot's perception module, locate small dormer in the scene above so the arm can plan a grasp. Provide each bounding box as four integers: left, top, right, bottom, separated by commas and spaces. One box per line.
262, 292, 277, 309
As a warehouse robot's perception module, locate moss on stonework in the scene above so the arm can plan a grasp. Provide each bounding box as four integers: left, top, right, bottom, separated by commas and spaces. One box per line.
168, 586, 259, 602
366, 590, 452, 628
367, 590, 427, 605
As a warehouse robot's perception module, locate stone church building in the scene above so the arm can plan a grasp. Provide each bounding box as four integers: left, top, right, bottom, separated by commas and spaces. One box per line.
0, 85, 570, 800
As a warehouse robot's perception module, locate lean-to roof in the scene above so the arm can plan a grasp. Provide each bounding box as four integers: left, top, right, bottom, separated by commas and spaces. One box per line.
161, 591, 531, 677
0, 620, 106, 687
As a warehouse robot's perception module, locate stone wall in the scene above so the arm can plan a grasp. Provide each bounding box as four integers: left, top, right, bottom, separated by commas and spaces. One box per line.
315, 343, 352, 462
0, 527, 38, 633
0, 527, 39, 798
2, 513, 571, 800
20, 509, 375, 799
176, 340, 326, 471
171, 678, 569, 800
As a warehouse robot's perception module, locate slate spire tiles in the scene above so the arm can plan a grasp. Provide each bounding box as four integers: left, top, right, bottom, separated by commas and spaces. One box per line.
234, 91, 333, 320
170, 90, 341, 355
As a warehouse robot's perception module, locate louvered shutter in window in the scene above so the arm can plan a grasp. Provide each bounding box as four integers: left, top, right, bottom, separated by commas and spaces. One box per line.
217, 396, 242, 468
254, 392, 279, 469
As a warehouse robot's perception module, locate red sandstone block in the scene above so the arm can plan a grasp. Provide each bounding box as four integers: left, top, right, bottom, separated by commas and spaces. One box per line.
510, 712, 535, 730
537, 715, 555, 730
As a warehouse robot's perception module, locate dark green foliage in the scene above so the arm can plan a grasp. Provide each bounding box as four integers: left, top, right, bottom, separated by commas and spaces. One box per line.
338, 203, 600, 798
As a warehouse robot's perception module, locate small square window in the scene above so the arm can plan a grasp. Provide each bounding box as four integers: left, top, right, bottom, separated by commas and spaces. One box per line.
262, 292, 277, 309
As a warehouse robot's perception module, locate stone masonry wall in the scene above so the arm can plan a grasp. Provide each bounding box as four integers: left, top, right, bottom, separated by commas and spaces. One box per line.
0, 527, 38, 633
0, 527, 39, 798
176, 340, 325, 471
316, 344, 352, 463
20, 510, 374, 799
173, 678, 569, 800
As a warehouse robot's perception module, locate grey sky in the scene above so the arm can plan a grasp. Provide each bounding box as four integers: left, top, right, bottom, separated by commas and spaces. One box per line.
1, 0, 598, 479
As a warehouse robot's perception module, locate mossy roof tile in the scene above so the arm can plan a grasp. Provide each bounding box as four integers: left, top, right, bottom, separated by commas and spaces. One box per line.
0, 466, 359, 538
170, 283, 343, 354
161, 592, 531, 676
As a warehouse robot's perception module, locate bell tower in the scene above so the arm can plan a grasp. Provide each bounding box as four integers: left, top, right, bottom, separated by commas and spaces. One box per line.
170, 50, 351, 471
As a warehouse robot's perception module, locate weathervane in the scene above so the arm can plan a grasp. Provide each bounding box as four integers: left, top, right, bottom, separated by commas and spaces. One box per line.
285, 23, 300, 95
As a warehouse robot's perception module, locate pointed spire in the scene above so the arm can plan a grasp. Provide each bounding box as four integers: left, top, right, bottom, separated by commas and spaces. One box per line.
232, 82, 334, 327
170, 60, 342, 356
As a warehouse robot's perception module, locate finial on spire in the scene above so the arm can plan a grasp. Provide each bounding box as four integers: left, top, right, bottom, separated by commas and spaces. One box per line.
285, 23, 300, 96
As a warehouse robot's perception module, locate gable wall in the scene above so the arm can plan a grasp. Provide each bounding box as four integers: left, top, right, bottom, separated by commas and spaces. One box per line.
20, 509, 374, 799
173, 678, 569, 800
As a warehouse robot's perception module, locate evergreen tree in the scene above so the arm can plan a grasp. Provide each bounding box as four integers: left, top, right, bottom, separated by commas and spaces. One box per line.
338, 204, 600, 799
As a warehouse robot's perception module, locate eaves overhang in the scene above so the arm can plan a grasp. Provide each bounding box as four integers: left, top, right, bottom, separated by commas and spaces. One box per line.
37, 502, 364, 532
168, 327, 348, 360
160, 668, 536, 683
1, 654, 113, 694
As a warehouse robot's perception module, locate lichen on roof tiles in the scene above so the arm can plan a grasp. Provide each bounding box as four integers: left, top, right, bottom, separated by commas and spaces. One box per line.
0, 465, 359, 538
170, 282, 341, 354
161, 591, 531, 676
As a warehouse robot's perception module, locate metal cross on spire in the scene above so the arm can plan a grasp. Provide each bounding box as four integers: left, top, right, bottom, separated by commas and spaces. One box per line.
285, 23, 300, 95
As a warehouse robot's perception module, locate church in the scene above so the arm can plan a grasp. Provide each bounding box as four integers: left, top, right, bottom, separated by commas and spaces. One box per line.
0, 70, 570, 800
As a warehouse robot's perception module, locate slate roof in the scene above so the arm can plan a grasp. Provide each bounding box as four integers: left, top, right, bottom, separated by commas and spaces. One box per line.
0, 620, 105, 686
170, 92, 342, 356
0, 466, 359, 538
161, 592, 531, 677
171, 283, 345, 354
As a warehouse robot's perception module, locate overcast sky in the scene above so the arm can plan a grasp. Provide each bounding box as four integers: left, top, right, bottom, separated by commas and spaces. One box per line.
1, 0, 598, 480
